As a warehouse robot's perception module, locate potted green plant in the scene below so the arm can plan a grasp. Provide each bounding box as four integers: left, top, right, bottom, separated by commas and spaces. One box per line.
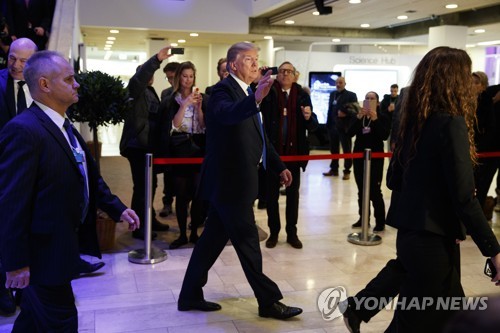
68, 70, 131, 250
68, 70, 131, 171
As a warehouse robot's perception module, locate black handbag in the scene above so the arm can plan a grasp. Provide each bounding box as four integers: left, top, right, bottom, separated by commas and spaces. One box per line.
170, 132, 200, 157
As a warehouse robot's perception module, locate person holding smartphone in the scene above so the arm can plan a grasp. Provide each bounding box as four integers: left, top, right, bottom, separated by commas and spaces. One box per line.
162, 61, 207, 249
347, 91, 390, 232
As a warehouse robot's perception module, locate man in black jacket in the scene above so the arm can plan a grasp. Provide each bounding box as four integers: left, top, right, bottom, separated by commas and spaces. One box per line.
260, 61, 318, 249
119, 46, 172, 240
324, 77, 357, 179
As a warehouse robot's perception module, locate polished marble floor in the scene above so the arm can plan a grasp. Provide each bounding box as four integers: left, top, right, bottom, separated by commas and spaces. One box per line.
0, 153, 499, 332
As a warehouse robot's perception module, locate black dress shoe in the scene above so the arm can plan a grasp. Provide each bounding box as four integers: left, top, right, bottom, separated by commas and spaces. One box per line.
170, 236, 188, 249
258, 301, 303, 320
152, 219, 170, 231
342, 298, 361, 333
159, 204, 172, 217
132, 230, 158, 240
265, 234, 278, 248
352, 220, 370, 228
189, 232, 199, 244
286, 236, 303, 249
78, 259, 105, 275
322, 169, 338, 176
0, 287, 16, 315
178, 299, 222, 312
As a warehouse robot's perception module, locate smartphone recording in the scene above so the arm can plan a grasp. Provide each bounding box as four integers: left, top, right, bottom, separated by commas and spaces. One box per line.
170, 48, 184, 55
261, 67, 278, 75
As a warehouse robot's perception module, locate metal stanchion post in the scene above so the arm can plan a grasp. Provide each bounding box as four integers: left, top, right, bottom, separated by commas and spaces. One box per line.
347, 149, 382, 246
129, 154, 168, 264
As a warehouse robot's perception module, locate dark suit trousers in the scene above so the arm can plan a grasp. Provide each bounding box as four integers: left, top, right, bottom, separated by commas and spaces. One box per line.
179, 202, 283, 307
353, 259, 405, 323
13, 284, 77, 333
125, 148, 158, 228
353, 157, 386, 224
266, 162, 301, 237
386, 229, 463, 333
475, 157, 499, 207
328, 125, 352, 172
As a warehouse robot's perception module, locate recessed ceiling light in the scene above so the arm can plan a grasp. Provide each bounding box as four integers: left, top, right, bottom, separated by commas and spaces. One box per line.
397, 15, 408, 20
178, 39, 186, 43
466, 44, 476, 48
332, 38, 341, 42
285, 20, 295, 25
109, 29, 119, 34
312, 11, 320, 16
190, 33, 199, 37
445, 4, 458, 9
264, 36, 273, 40
477, 40, 500, 46
170, 43, 178, 47
103, 47, 111, 51
474, 29, 486, 33
107, 36, 116, 41
105, 41, 114, 45
360, 23, 370, 28
349, 0, 361, 3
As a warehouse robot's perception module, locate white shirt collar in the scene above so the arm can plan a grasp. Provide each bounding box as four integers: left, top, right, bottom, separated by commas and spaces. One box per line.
230, 73, 252, 96
34, 101, 67, 130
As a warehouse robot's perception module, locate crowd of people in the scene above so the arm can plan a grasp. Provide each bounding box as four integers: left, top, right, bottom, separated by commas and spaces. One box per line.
0, 36, 500, 332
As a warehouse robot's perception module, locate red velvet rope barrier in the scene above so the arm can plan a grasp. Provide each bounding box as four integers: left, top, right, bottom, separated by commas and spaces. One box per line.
153, 151, 500, 165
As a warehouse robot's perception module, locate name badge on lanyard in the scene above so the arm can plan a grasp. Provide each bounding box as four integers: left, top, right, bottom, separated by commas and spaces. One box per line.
72, 148, 86, 163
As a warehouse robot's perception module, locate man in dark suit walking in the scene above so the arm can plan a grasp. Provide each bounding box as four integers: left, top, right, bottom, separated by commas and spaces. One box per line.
0, 50, 140, 332
178, 42, 302, 320
0, 37, 37, 129
0, 37, 36, 316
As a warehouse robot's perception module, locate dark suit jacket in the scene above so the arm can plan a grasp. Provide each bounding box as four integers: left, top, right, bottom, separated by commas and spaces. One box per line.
386, 113, 500, 257
0, 68, 16, 129
6, 0, 55, 49
198, 75, 286, 204
326, 89, 358, 131
0, 104, 126, 286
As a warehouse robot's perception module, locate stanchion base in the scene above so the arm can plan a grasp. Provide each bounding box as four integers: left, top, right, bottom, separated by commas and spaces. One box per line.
128, 247, 168, 264
347, 232, 383, 246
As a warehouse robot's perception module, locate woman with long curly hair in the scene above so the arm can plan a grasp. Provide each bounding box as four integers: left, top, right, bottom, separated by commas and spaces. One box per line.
342, 47, 500, 333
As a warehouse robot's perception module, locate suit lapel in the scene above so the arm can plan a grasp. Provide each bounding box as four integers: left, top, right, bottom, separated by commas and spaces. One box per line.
226, 76, 263, 136
6, 76, 17, 118
29, 105, 81, 174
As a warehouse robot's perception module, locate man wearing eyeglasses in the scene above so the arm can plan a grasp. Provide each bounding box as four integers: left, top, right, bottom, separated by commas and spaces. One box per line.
259, 61, 318, 249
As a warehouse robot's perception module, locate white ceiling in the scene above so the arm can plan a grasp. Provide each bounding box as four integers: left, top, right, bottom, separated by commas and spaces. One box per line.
81, 0, 500, 58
